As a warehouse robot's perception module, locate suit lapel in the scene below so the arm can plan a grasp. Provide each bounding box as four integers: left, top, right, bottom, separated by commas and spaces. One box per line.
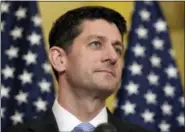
28, 110, 59, 132
27, 108, 130, 132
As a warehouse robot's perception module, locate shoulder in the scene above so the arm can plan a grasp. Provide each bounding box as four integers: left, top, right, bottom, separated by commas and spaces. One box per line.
5, 117, 39, 132
107, 109, 149, 132
5, 110, 59, 132
113, 115, 149, 132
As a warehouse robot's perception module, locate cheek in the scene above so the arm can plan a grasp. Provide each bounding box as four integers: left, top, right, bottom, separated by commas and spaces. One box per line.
88, 54, 99, 62
74, 56, 92, 75
82, 52, 100, 68
117, 61, 124, 76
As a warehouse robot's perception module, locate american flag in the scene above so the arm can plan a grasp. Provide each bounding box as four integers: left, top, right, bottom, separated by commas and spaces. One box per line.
114, 1, 184, 132
1, 1, 55, 131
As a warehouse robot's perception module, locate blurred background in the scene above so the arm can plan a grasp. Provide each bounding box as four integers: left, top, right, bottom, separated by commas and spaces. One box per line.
2, 1, 184, 131
38, 1, 184, 110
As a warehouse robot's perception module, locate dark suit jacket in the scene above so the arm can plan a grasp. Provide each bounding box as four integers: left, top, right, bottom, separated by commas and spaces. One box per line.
5, 109, 148, 132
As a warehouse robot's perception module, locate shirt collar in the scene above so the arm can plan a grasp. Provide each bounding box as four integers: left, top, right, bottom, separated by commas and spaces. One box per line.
52, 99, 108, 132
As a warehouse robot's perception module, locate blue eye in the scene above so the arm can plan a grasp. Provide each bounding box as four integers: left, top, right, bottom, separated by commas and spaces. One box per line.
115, 47, 123, 56
89, 41, 101, 48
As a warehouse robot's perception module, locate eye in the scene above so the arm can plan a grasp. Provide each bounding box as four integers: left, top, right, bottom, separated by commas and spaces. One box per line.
89, 41, 101, 49
115, 47, 123, 56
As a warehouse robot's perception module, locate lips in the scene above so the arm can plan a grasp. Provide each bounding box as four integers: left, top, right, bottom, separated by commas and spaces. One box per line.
95, 69, 116, 77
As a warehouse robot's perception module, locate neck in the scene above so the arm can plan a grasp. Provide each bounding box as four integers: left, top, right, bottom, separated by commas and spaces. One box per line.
57, 79, 106, 122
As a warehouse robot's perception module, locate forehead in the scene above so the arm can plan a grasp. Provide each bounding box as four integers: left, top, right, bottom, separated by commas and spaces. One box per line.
78, 19, 122, 41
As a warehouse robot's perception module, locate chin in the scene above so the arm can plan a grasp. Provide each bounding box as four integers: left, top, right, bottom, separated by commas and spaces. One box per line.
92, 75, 120, 93
96, 83, 118, 94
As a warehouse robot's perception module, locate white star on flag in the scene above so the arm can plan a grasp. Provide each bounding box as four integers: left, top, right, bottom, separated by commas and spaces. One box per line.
135, 25, 148, 39
150, 54, 161, 68
38, 79, 51, 93
159, 120, 170, 132
18, 70, 33, 85
42, 61, 52, 73
32, 14, 42, 26
152, 37, 164, 50
10, 111, 24, 125
154, 19, 167, 32
2, 65, 15, 79
15, 91, 28, 104
121, 101, 136, 115
165, 65, 178, 79
5, 46, 19, 59
1, 85, 10, 99
141, 109, 155, 123
176, 113, 185, 126
144, 91, 157, 105
128, 62, 142, 76
34, 98, 47, 112
161, 102, 172, 116
163, 83, 175, 97
169, 49, 175, 58
147, 72, 159, 85
27, 32, 41, 45
10, 26, 23, 40
132, 43, 145, 57
139, 9, 150, 21
15, 7, 27, 20
125, 81, 139, 95
23, 51, 37, 65
179, 97, 184, 107
1, 2, 10, 14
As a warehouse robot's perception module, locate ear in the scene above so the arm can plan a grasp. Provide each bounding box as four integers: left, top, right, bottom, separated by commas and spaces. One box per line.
49, 46, 67, 73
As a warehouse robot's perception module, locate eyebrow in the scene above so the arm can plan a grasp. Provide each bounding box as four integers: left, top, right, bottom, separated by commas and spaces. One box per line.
86, 35, 124, 49
86, 35, 106, 41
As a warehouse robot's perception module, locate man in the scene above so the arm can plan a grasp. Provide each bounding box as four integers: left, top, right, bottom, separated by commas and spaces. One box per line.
6, 6, 148, 132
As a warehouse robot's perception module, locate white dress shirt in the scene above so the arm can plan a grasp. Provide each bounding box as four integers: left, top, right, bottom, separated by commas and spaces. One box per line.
52, 99, 108, 132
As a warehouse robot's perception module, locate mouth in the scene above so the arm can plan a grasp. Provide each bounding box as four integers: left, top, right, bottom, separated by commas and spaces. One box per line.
95, 70, 115, 77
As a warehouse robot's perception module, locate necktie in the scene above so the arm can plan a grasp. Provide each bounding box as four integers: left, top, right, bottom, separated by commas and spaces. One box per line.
72, 123, 95, 132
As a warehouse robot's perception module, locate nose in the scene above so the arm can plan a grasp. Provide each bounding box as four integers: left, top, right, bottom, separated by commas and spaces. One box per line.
101, 45, 119, 65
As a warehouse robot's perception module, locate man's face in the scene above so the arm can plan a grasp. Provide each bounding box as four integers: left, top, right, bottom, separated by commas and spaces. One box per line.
64, 19, 124, 96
